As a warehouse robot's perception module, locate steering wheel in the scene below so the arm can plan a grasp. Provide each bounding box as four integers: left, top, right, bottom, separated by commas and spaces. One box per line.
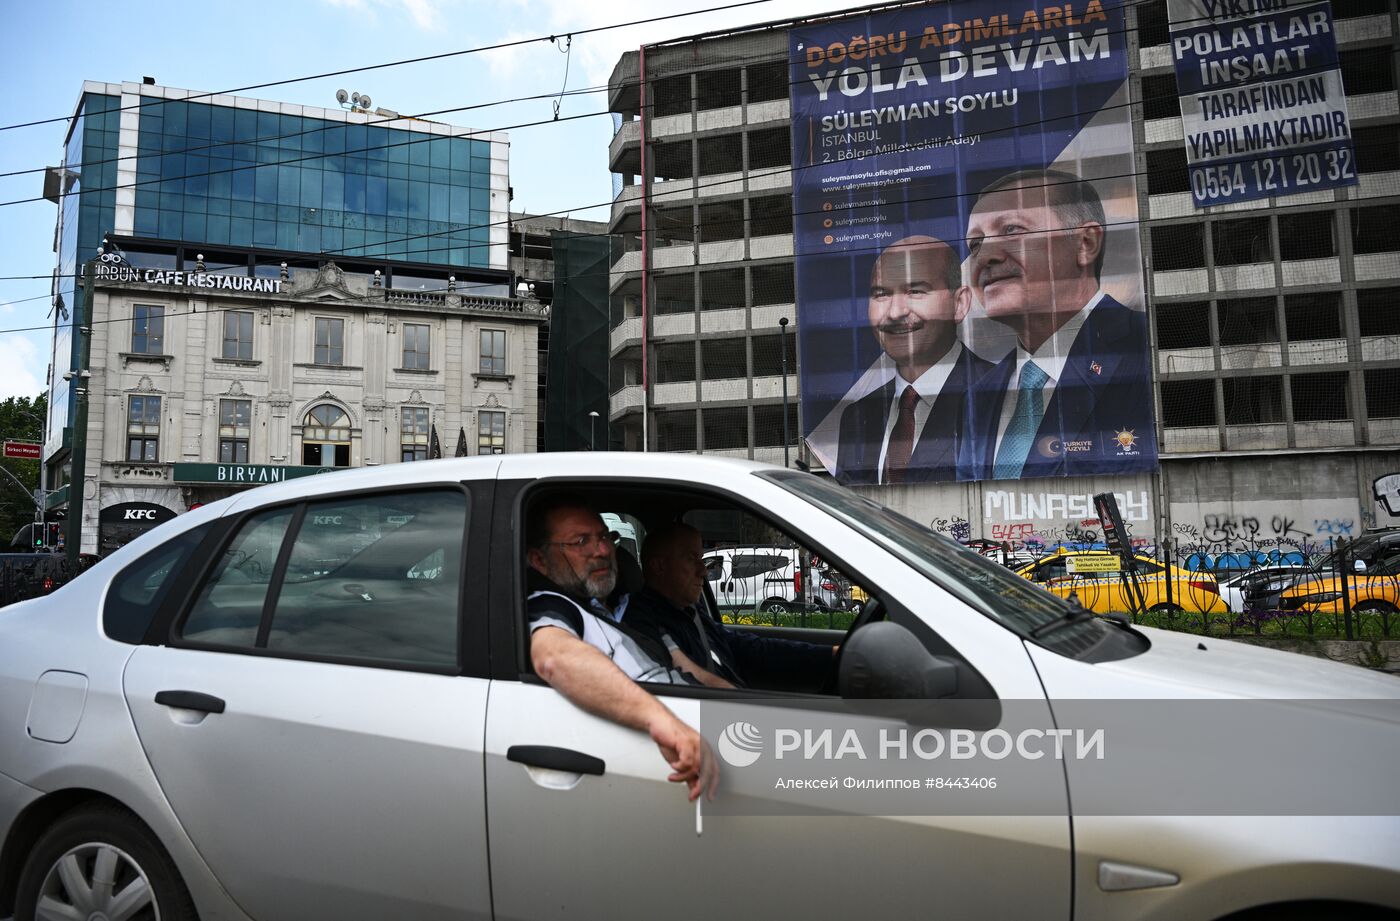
820, 596, 887, 695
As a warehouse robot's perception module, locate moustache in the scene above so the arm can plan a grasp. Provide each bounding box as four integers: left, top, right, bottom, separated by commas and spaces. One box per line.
878, 320, 925, 335
977, 265, 1021, 286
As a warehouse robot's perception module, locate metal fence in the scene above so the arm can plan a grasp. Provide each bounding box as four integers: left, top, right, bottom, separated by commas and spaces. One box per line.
975, 536, 1398, 640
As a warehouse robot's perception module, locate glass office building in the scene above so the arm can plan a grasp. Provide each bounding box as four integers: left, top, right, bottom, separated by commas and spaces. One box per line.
43, 80, 510, 487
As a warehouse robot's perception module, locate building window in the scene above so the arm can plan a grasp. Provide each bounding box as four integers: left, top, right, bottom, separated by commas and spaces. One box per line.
402, 323, 430, 370
1291, 372, 1350, 423
1351, 206, 1400, 256
218, 399, 251, 463
479, 329, 506, 375
127, 395, 161, 462
703, 406, 748, 450
132, 305, 165, 354
315, 317, 345, 366
1156, 301, 1211, 349
1358, 288, 1400, 337
401, 407, 430, 461
477, 410, 505, 454
1212, 217, 1272, 266
222, 311, 254, 360
1150, 224, 1205, 271
1365, 368, 1400, 419
1277, 211, 1335, 261
1218, 297, 1278, 345
1284, 293, 1342, 342
1223, 376, 1284, 425
303, 404, 351, 467
1161, 380, 1217, 428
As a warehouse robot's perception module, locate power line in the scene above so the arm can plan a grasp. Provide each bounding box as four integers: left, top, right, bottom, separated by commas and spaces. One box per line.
0, 0, 780, 133
0, 0, 1343, 191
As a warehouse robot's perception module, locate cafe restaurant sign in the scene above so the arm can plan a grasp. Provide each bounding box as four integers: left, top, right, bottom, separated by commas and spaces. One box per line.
173, 463, 334, 485
96, 252, 283, 294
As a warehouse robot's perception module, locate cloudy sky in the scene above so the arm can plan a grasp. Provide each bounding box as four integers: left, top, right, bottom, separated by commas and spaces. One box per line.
0, 0, 859, 400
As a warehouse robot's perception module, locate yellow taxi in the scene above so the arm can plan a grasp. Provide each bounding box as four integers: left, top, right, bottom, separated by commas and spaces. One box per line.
1014, 549, 1225, 615
1277, 562, 1400, 615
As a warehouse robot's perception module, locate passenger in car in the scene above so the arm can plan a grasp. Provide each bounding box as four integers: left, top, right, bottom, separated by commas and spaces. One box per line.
628, 523, 837, 692
525, 498, 720, 800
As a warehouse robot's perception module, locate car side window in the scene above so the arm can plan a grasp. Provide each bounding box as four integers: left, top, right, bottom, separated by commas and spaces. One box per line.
1034, 559, 1067, 582
104, 521, 215, 644
263, 490, 465, 667
182, 508, 295, 647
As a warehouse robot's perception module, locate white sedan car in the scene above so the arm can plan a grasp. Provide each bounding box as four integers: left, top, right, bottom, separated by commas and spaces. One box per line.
1, 454, 1398, 921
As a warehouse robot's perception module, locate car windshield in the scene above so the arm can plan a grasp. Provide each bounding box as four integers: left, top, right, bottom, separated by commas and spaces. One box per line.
759, 470, 1105, 646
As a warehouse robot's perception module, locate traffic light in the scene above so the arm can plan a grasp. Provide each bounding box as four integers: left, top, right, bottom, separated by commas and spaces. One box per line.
31, 522, 62, 550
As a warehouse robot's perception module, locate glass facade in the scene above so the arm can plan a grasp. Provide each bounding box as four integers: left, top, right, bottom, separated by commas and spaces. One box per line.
49, 93, 120, 452
131, 100, 493, 267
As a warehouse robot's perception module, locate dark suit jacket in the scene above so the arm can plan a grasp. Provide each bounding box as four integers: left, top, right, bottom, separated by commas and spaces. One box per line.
833, 344, 994, 485
625, 587, 832, 690
966, 295, 1158, 479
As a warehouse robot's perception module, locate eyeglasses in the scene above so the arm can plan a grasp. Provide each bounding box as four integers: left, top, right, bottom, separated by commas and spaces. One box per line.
541, 531, 621, 553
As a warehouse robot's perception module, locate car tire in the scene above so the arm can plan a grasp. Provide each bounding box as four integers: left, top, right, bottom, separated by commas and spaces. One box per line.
760, 598, 788, 615
1354, 601, 1397, 614
15, 802, 197, 921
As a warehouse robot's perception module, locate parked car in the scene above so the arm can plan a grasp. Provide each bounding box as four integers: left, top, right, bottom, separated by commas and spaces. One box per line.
0, 454, 1397, 921
1014, 549, 1225, 615
1218, 563, 1316, 613
1278, 556, 1400, 615
0, 552, 98, 607
702, 544, 842, 614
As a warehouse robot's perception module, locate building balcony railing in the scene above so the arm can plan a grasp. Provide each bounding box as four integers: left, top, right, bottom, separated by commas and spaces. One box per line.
610, 385, 644, 419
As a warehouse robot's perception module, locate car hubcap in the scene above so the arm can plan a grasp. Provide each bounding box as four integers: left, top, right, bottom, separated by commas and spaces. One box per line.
36, 842, 158, 921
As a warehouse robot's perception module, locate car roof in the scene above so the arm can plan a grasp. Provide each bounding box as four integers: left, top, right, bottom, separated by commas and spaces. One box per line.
222, 453, 782, 517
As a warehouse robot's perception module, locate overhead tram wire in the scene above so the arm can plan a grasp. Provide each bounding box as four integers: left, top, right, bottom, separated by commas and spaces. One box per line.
0, 0, 781, 133
4, 26, 1381, 214
0, 0, 1334, 185
0, 69, 1384, 297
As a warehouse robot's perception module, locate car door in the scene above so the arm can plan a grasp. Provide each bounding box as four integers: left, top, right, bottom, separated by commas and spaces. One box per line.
484, 475, 1071, 921
123, 483, 493, 921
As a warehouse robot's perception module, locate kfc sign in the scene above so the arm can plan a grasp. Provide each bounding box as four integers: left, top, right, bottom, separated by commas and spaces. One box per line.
99, 502, 176, 529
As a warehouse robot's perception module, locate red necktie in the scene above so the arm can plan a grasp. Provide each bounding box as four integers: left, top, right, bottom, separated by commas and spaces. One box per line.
884, 386, 921, 484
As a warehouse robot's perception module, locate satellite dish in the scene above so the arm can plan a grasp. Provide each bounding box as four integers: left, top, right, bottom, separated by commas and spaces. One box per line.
335, 89, 349, 104
359, 94, 372, 109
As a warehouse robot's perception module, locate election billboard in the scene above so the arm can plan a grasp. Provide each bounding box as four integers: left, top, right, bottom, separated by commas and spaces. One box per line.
792, 1, 1156, 485
1168, 0, 1358, 208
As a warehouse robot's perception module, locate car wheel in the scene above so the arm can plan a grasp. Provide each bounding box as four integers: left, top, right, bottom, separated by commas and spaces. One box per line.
760, 598, 789, 615
1353, 600, 1398, 614
16, 803, 197, 921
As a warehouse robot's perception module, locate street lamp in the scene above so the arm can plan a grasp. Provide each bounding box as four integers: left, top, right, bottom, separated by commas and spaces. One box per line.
779, 317, 791, 468
588, 411, 600, 451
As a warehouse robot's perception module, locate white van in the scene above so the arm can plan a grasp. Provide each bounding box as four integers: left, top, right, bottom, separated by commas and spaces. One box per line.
702, 545, 842, 615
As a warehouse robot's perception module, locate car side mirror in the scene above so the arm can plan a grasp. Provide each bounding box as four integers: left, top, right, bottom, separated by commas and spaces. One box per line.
838, 621, 959, 700
1354, 559, 1367, 574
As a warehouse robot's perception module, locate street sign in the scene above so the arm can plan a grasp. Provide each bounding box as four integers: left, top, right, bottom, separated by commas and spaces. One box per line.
3, 441, 40, 460
1067, 556, 1122, 575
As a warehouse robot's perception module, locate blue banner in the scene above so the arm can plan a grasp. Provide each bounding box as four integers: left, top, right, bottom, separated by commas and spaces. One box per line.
792, 0, 1156, 485
1168, 0, 1358, 207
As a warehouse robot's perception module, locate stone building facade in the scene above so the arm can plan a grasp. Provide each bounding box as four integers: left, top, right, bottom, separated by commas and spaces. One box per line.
77, 257, 542, 554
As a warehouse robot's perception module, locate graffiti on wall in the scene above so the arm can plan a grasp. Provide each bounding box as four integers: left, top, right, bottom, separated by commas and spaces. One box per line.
978, 490, 1153, 551
1375, 473, 1400, 517
1167, 498, 1361, 564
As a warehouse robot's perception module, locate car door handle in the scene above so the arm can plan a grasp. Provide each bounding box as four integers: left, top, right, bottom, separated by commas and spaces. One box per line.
507, 745, 605, 776
154, 690, 226, 714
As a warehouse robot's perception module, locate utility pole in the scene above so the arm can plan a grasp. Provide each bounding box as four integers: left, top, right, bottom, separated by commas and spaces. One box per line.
65, 250, 97, 564
779, 317, 791, 468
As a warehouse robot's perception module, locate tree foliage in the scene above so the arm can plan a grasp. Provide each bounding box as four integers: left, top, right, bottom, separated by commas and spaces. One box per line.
0, 393, 46, 547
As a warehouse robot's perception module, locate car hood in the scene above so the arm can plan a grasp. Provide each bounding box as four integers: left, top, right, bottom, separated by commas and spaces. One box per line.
1033, 626, 1400, 699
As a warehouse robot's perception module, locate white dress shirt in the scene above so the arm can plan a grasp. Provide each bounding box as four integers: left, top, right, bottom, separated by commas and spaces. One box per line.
876, 340, 965, 484
993, 291, 1105, 468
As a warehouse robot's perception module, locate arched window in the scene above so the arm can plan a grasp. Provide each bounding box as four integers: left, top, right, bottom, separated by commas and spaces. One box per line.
302, 404, 351, 467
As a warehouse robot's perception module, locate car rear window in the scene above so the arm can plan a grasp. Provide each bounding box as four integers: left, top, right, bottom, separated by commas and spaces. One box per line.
104, 522, 215, 643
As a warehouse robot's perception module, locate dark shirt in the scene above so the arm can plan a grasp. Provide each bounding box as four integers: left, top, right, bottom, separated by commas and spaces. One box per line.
626, 587, 834, 691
